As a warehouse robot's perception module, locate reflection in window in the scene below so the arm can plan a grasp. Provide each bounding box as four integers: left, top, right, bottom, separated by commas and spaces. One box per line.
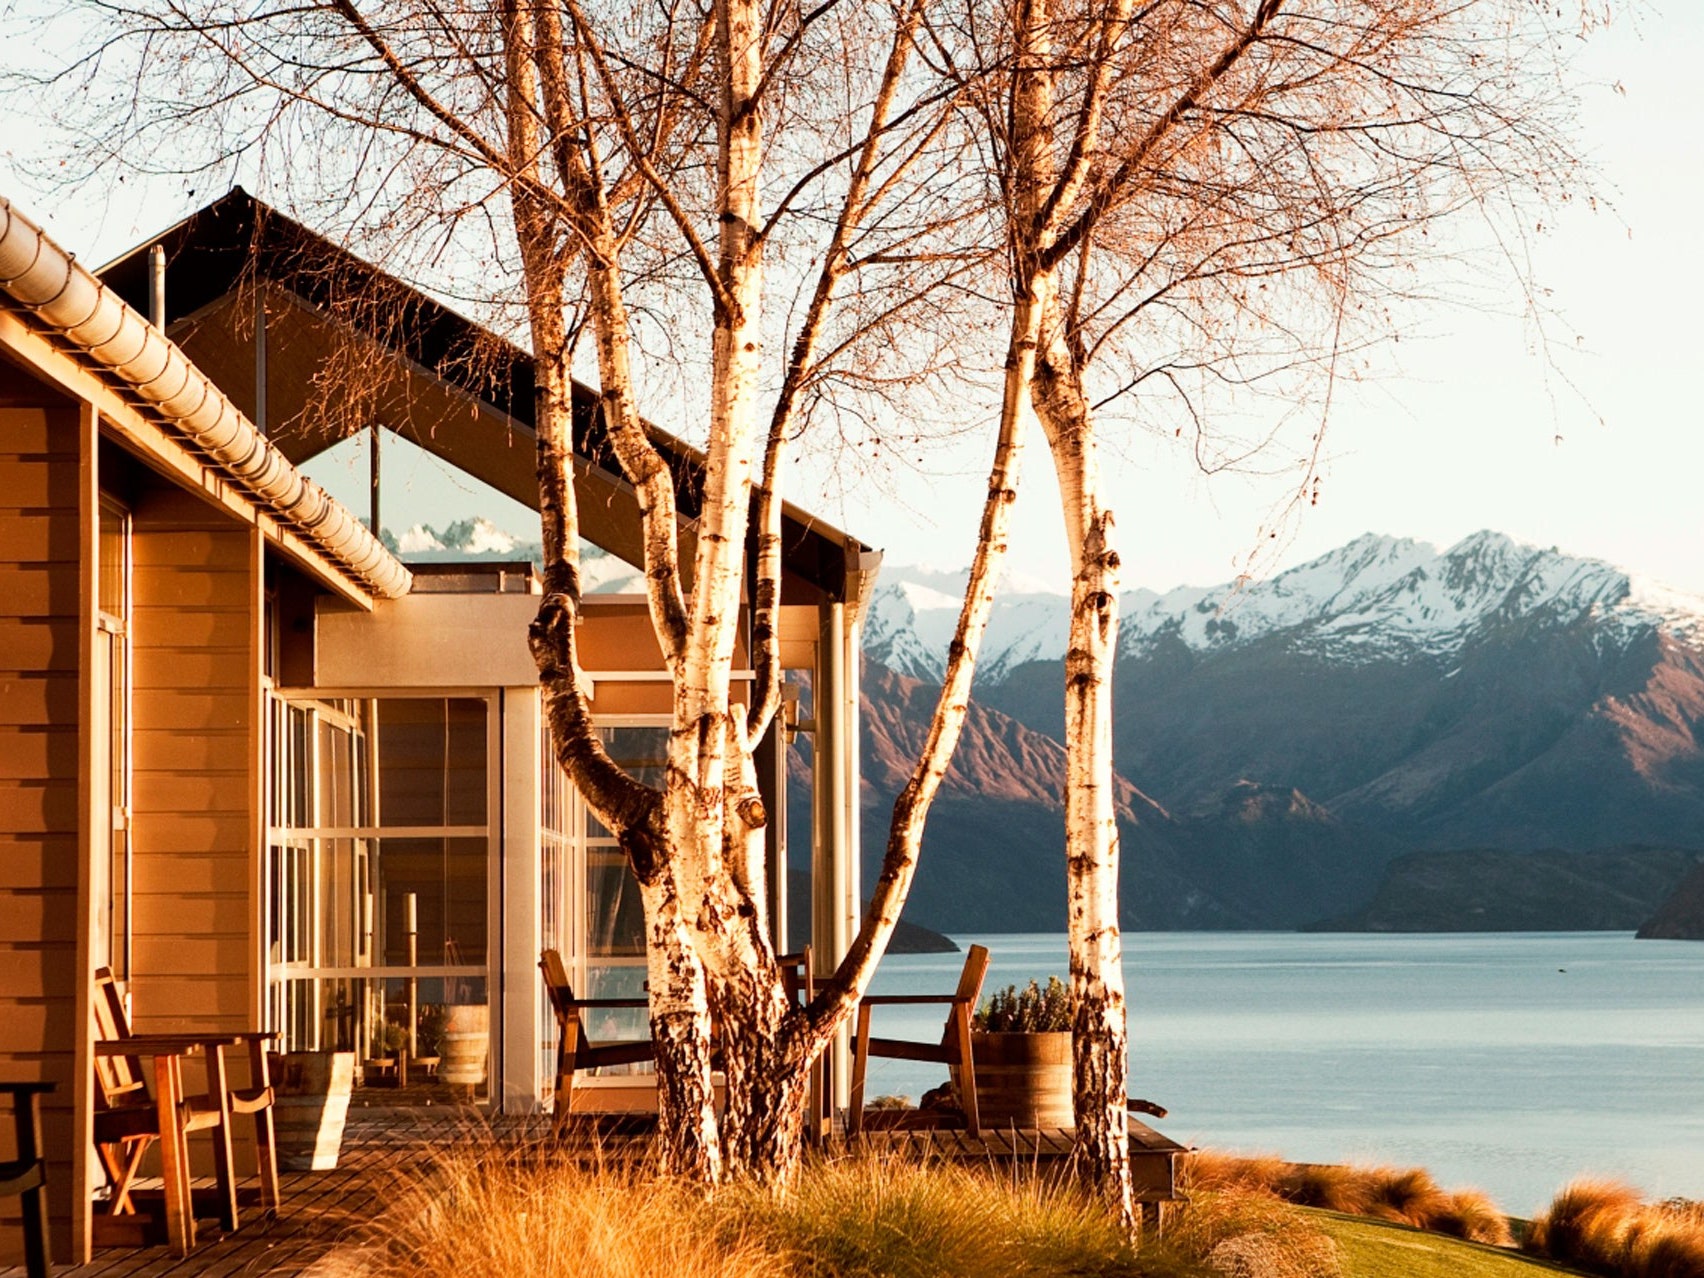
265, 694, 493, 1099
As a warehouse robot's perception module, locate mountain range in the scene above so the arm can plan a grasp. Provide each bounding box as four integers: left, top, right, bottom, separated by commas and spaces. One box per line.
858, 531, 1704, 933
388, 518, 1704, 933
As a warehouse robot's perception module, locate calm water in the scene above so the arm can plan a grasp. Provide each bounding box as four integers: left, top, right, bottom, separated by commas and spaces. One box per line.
860, 931, 1704, 1215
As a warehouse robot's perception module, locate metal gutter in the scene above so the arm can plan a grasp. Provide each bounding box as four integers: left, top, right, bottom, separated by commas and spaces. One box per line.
0, 193, 410, 600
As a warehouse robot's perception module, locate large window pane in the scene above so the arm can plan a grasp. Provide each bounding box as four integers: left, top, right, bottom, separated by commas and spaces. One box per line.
373, 837, 489, 967
375, 698, 488, 826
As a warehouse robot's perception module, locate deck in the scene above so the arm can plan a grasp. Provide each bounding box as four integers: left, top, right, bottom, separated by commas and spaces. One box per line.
4, 1111, 1185, 1277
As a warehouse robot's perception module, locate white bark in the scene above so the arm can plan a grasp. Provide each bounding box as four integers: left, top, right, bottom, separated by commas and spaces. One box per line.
1033, 299, 1132, 1230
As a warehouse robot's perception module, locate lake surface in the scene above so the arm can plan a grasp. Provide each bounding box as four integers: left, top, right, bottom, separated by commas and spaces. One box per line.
859, 931, 1704, 1215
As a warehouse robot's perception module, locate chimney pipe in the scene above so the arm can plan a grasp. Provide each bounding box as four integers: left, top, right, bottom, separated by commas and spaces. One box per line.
148, 243, 166, 330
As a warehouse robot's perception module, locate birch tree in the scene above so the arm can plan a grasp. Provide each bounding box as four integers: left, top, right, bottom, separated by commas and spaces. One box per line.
943, 0, 1588, 1226
10, 0, 1020, 1181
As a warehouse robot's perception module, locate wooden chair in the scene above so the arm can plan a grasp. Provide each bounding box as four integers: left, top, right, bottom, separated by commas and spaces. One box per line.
92, 967, 280, 1251
0, 1081, 53, 1278
539, 949, 654, 1117
849, 943, 991, 1138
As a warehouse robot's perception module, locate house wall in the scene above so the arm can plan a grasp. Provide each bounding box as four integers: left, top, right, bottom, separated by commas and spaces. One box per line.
127, 486, 260, 1034
0, 365, 90, 1265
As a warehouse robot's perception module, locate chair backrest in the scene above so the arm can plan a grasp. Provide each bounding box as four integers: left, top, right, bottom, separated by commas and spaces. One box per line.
91, 967, 146, 1111
943, 944, 992, 1042
538, 949, 580, 1032
777, 947, 813, 1007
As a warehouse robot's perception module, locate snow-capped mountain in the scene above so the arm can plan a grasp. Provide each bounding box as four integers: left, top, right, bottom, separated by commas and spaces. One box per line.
386, 517, 645, 592
862, 566, 1071, 683
868, 531, 1704, 680
858, 530, 1704, 933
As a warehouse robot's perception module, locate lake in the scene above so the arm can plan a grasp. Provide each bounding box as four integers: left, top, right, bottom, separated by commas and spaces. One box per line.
858, 931, 1704, 1215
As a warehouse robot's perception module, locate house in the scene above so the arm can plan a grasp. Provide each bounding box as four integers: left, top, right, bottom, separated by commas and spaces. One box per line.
0, 188, 878, 1265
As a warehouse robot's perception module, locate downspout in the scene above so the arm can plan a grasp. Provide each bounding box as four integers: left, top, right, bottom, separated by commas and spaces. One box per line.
0, 194, 409, 600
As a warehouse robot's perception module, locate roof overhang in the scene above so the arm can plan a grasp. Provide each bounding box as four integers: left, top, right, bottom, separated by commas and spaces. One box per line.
97, 188, 881, 615
0, 194, 410, 606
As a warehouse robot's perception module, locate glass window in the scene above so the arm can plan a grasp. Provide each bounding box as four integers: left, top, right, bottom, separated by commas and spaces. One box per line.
95, 499, 131, 981
265, 693, 494, 1101
375, 698, 488, 827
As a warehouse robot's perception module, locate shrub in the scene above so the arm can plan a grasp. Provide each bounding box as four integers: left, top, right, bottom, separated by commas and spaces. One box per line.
1163, 1187, 1341, 1278
1431, 1188, 1515, 1247
975, 977, 1072, 1032
1279, 1163, 1376, 1216
1182, 1151, 1513, 1245
1361, 1165, 1451, 1229
1528, 1181, 1704, 1278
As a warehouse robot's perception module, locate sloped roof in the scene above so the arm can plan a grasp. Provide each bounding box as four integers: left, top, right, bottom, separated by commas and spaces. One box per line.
0, 192, 409, 601
97, 188, 880, 610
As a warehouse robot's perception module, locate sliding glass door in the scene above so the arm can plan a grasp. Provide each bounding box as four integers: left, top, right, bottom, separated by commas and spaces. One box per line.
266, 693, 497, 1099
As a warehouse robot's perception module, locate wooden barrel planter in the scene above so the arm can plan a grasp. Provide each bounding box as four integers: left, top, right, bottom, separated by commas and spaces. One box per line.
271, 1051, 355, 1171
439, 1004, 490, 1092
959, 1031, 1073, 1128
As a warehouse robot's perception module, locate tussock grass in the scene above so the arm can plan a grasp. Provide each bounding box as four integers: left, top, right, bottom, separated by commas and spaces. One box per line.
1165, 1187, 1342, 1278
722, 1153, 1151, 1277
337, 1149, 774, 1278
336, 1145, 1198, 1277
1181, 1151, 1512, 1245
1526, 1180, 1704, 1278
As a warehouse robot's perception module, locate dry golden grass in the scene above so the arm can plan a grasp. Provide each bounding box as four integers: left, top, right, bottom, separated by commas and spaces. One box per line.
1430, 1188, 1516, 1247
335, 1145, 1180, 1278
1163, 1186, 1342, 1278
1527, 1180, 1704, 1278
339, 1150, 777, 1278
1180, 1151, 1512, 1245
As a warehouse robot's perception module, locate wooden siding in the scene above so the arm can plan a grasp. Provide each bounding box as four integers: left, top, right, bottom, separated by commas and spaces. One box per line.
0, 373, 85, 1267
128, 487, 258, 1038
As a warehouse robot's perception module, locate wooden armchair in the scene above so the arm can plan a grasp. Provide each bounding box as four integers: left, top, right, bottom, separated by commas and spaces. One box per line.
539, 949, 654, 1118
92, 967, 280, 1253
849, 943, 991, 1138
0, 1081, 53, 1278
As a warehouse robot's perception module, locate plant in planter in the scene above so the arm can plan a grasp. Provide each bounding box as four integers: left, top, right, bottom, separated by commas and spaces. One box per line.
370, 1019, 408, 1061
956, 977, 1074, 1129
414, 1004, 446, 1075
976, 977, 1071, 1034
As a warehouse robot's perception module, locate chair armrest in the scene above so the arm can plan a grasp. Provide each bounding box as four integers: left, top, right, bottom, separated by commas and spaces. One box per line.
857, 994, 964, 1006
231, 1032, 279, 1044
0, 1083, 55, 1097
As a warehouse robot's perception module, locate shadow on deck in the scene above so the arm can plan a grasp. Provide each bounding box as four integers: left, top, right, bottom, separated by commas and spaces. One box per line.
4, 1111, 1185, 1276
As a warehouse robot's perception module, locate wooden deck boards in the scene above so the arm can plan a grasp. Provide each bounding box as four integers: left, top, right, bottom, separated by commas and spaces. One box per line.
3, 1111, 1185, 1276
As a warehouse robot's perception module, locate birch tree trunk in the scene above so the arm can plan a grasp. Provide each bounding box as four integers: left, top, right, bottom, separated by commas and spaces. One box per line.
1032, 299, 1133, 1230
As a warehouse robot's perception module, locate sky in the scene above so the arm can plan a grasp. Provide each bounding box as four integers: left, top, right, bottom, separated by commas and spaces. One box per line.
3, 7, 1701, 597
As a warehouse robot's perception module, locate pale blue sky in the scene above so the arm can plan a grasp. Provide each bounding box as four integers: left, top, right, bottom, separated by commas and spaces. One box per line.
3, 7, 1698, 596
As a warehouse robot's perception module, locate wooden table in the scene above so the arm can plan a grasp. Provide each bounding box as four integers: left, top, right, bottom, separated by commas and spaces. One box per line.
94, 1034, 242, 1258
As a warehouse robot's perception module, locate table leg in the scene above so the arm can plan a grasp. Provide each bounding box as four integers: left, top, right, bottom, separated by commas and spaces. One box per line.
153, 1054, 195, 1257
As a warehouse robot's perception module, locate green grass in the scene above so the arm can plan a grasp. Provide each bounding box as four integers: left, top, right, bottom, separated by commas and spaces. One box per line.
1312, 1209, 1582, 1278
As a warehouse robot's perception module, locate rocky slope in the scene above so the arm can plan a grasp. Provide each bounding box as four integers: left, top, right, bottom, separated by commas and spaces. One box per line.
847, 662, 1409, 933
1637, 860, 1704, 939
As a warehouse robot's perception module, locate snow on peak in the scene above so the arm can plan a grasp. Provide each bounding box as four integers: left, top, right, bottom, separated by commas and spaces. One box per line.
390, 516, 644, 592
1122, 530, 1704, 661
863, 565, 1070, 683
865, 532, 1704, 680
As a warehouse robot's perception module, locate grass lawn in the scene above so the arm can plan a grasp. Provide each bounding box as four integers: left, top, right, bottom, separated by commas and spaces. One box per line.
1310, 1209, 1579, 1278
